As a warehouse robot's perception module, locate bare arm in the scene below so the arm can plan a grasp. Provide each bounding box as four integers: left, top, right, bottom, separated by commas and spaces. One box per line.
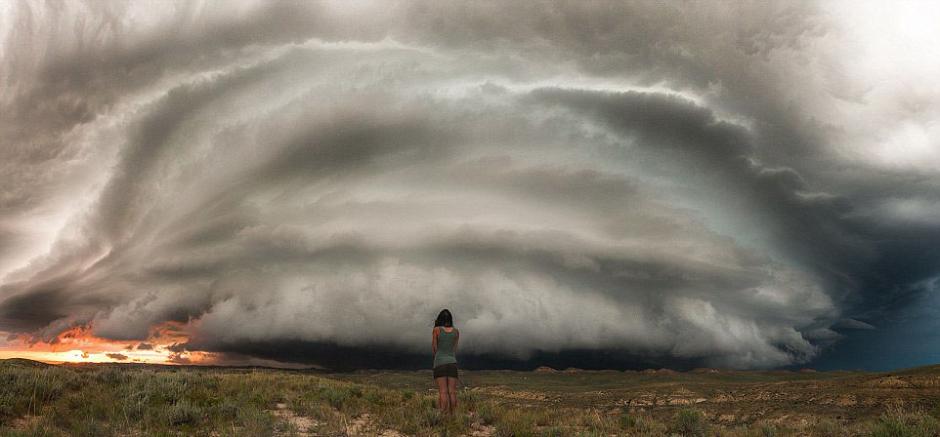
431, 327, 438, 355
454, 328, 459, 354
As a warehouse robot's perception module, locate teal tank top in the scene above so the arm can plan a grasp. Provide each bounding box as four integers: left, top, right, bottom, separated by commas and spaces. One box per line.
433, 327, 458, 368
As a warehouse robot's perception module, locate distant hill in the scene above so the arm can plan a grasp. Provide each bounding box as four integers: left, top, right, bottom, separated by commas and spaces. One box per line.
893, 364, 940, 376
0, 358, 52, 368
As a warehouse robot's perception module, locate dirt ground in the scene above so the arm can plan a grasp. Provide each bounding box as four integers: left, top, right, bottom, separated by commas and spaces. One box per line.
334, 364, 940, 429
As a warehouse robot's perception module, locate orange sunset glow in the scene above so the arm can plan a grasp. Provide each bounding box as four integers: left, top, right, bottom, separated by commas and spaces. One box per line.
0, 322, 314, 369
0, 322, 211, 365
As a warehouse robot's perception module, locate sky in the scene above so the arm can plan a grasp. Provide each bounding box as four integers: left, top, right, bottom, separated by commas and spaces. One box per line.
1, 0, 939, 371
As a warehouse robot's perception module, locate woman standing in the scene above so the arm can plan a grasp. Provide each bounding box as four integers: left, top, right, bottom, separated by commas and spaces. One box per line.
432, 309, 459, 415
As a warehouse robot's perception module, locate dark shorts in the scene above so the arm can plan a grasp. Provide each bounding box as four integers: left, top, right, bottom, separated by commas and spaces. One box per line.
433, 363, 458, 379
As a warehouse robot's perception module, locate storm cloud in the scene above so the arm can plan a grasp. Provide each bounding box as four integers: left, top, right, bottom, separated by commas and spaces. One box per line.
2, 1, 939, 370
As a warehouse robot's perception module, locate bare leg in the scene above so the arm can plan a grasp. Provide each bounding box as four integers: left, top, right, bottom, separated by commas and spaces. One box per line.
446, 377, 458, 415
435, 377, 449, 413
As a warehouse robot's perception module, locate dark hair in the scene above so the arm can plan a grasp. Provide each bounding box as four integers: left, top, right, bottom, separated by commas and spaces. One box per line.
434, 309, 454, 327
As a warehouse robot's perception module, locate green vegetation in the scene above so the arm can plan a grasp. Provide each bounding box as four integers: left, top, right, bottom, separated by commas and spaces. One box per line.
671, 408, 708, 437
869, 407, 940, 437
2, 359, 940, 436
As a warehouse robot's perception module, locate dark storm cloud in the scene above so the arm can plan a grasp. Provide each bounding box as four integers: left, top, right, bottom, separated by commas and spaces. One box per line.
0, 285, 67, 332
536, 86, 940, 331
1, 0, 938, 370
2, 1, 335, 142
526, 88, 871, 291
183, 338, 712, 372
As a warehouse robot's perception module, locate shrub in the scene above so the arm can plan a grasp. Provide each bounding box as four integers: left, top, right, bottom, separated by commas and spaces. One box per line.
671, 408, 708, 437
121, 390, 150, 422
759, 424, 778, 437
2, 416, 60, 437
353, 386, 365, 397
421, 407, 443, 428
619, 411, 637, 428
0, 391, 16, 419
495, 409, 538, 437
235, 408, 275, 436
363, 389, 383, 405
810, 418, 841, 437
212, 399, 240, 421
66, 416, 109, 436
166, 400, 203, 426
320, 387, 349, 409
458, 389, 477, 404
870, 411, 940, 437
476, 401, 499, 425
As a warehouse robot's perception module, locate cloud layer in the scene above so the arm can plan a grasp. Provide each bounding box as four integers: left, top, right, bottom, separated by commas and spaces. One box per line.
2, 1, 939, 369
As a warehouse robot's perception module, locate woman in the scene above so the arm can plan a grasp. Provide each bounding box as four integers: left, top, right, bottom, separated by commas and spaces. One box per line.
432, 309, 459, 415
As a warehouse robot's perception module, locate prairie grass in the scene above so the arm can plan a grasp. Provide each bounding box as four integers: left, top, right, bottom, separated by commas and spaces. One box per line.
1, 360, 937, 436
869, 405, 940, 437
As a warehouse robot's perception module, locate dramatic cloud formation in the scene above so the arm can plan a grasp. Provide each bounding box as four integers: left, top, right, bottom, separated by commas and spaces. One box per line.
1, 1, 939, 370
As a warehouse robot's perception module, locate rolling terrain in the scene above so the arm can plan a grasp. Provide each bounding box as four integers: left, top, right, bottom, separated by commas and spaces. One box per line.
2, 359, 940, 436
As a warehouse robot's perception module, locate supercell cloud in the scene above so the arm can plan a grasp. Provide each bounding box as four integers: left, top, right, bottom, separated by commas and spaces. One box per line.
1, 1, 939, 369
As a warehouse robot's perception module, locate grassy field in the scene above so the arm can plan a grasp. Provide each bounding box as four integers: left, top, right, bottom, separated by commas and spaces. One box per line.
2, 359, 940, 436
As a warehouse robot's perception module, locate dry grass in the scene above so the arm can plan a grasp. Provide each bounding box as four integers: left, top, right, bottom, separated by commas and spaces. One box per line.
2, 359, 940, 436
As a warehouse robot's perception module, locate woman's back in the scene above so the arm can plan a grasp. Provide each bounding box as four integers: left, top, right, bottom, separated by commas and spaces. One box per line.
432, 309, 459, 415
433, 328, 458, 367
